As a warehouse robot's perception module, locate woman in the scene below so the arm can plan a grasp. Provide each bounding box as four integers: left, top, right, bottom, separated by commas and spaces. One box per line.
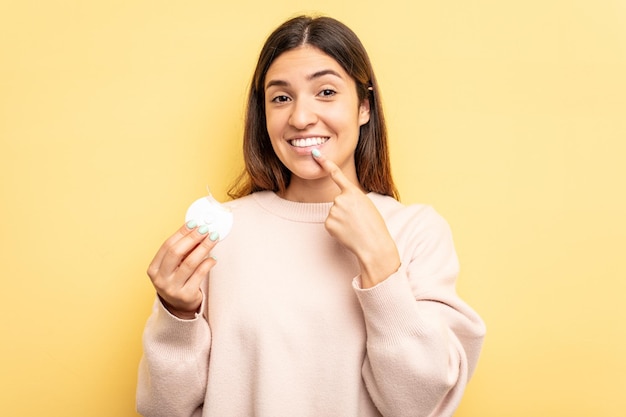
137, 15, 485, 417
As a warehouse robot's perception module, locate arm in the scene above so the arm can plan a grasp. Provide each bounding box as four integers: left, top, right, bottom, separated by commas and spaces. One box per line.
354, 209, 485, 417
137, 222, 218, 416
136, 298, 210, 417
312, 152, 485, 416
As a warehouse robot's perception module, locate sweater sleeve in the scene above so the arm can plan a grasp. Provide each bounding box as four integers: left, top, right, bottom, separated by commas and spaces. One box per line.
353, 207, 485, 417
136, 295, 211, 417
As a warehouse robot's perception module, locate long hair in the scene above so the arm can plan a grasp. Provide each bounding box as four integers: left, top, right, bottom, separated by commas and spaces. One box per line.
228, 15, 398, 200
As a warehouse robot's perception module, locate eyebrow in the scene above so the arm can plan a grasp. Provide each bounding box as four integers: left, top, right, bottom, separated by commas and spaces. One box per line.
265, 69, 344, 90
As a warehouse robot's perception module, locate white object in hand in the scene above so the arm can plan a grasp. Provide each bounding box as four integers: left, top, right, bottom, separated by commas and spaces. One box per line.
185, 193, 233, 239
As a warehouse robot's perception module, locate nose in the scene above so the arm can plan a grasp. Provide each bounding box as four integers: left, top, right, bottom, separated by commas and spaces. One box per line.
288, 98, 318, 129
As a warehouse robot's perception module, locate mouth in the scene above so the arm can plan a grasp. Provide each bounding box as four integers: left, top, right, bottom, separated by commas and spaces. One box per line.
288, 137, 329, 148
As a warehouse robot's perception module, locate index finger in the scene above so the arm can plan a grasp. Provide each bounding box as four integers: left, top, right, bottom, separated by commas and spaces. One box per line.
311, 149, 353, 191
148, 221, 208, 274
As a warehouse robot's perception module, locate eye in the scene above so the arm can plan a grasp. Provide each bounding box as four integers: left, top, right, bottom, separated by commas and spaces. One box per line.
270, 95, 291, 103
318, 89, 336, 98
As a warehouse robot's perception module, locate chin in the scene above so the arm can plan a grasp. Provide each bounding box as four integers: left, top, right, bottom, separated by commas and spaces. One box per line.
288, 165, 326, 182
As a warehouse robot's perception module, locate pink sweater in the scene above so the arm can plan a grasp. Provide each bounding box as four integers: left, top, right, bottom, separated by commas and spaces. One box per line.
137, 191, 485, 417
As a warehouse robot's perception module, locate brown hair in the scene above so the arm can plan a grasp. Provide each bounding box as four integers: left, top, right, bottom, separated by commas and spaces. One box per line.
228, 15, 398, 200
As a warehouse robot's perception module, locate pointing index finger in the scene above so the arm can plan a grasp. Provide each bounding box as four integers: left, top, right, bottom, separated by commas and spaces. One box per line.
311, 149, 352, 191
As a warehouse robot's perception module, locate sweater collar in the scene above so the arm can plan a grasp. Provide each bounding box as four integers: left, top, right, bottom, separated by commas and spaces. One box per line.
252, 191, 333, 223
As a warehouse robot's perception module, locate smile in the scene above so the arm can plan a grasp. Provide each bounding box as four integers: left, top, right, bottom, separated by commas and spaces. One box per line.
288, 137, 329, 148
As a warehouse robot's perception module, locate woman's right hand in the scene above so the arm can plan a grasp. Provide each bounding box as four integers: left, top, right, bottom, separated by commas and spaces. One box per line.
147, 221, 219, 319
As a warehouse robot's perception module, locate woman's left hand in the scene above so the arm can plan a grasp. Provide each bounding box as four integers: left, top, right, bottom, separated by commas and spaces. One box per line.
313, 151, 401, 288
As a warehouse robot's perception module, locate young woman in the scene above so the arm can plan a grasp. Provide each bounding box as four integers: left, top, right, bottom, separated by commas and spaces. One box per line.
137, 15, 485, 417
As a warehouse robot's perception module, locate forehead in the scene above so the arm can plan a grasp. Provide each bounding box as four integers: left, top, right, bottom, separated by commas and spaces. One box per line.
264, 46, 348, 86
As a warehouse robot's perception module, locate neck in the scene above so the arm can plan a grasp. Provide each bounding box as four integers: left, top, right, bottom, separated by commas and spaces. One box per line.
280, 173, 366, 203
280, 177, 340, 203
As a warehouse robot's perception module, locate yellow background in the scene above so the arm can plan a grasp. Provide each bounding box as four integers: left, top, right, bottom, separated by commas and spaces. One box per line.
1, 0, 625, 415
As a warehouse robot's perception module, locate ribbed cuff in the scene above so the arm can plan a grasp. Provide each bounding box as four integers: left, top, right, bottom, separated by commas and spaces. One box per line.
144, 296, 210, 359
353, 265, 428, 345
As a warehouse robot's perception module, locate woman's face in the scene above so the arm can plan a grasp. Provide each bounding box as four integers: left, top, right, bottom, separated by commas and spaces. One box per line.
264, 45, 370, 187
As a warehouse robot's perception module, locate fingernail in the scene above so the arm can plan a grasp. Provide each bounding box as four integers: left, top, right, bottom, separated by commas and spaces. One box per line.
186, 220, 197, 229
209, 231, 219, 241
210, 255, 217, 261
311, 149, 321, 158
198, 225, 210, 235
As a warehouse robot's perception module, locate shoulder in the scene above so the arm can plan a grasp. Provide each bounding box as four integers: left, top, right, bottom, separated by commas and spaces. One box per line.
368, 193, 455, 254
222, 191, 270, 211
368, 193, 449, 231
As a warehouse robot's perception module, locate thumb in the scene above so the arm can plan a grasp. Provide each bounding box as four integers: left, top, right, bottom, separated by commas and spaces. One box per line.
311, 149, 352, 191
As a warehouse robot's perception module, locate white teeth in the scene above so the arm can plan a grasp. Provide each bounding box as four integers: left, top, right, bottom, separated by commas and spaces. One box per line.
289, 137, 328, 148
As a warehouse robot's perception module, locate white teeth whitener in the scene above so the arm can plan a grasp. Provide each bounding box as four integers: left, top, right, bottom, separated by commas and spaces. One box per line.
185, 189, 234, 239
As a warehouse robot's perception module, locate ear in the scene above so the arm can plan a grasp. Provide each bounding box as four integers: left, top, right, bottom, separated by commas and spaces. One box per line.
358, 97, 371, 126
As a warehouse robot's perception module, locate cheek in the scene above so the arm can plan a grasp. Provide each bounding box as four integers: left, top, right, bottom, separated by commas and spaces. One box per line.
330, 111, 360, 135
329, 101, 361, 126
265, 114, 286, 156
264, 111, 282, 138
